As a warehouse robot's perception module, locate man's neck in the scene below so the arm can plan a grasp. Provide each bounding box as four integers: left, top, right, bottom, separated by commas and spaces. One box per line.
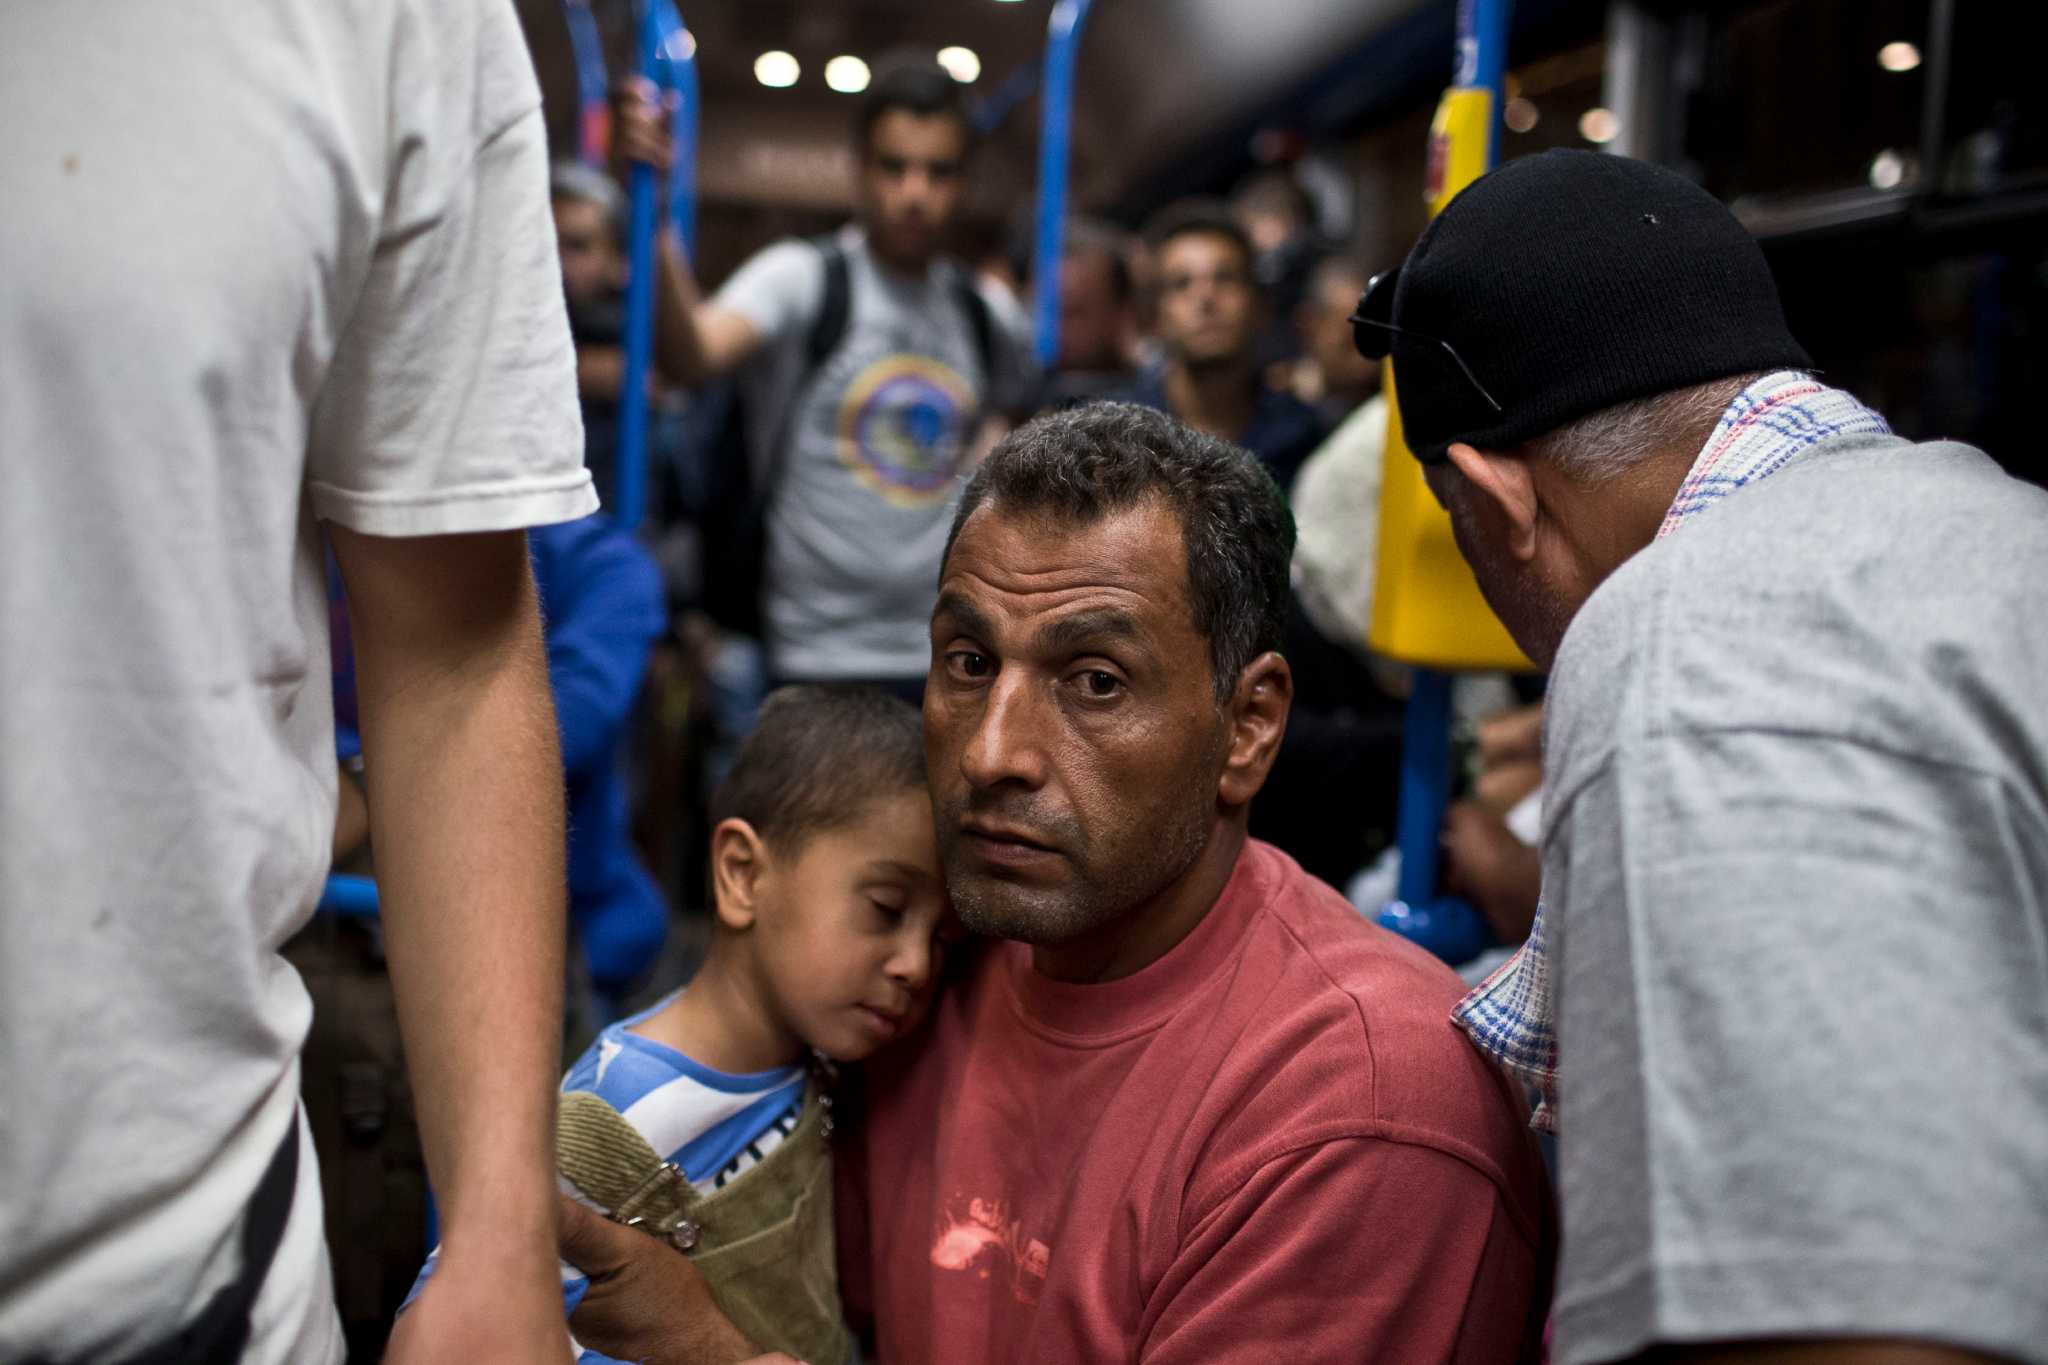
1543, 439, 1701, 583
858, 224, 938, 283
1164, 361, 1257, 442
633, 946, 804, 1075
1031, 820, 1248, 984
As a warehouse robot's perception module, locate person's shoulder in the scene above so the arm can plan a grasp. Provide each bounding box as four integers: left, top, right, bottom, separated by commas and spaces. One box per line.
1102, 368, 1168, 412
736, 235, 832, 284
1261, 383, 1326, 427
1597, 434, 2048, 745
1227, 843, 1540, 1167
381, 0, 542, 141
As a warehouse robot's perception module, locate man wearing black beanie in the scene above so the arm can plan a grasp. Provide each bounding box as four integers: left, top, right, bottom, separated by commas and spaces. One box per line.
1358, 149, 2048, 1365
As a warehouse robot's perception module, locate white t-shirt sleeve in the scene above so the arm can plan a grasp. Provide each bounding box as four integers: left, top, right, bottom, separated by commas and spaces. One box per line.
306, 11, 595, 537
710, 238, 825, 344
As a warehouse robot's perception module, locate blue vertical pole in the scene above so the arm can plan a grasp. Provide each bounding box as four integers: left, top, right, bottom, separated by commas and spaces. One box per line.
615, 1, 692, 534
1393, 670, 1454, 907
1376, 0, 1508, 967
655, 5, 698, 257
562, 0, 611, 167
1454, 0, 1510, 165
1031, 0, 1096, 369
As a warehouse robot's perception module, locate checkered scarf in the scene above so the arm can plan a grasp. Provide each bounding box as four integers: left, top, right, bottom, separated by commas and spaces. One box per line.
1450, 372, 1890, 1131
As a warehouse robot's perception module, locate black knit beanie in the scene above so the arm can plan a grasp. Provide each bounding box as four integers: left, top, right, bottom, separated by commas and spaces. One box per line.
1362, 149, 1810, 464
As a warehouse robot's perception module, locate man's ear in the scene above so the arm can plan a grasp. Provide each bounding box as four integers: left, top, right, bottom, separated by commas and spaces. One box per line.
710, 818, 768, 932
1443, 442, 1539, 562
1218, 651, 1293, 808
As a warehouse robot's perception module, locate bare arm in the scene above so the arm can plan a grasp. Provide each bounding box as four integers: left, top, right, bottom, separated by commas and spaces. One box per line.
611, 79, 761, 387
652, 228, 762, 385
330, 525, 571, 1363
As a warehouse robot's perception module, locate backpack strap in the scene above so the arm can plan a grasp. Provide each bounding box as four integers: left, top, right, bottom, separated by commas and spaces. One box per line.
805, 236, 853, 371
807, 236, 995, 384
950, 269, 997, 383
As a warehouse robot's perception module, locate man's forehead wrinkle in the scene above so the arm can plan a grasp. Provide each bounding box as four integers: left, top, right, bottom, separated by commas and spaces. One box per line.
1035, 606, 1152, 658
940, 568, 1159, 629
946, 511, 1191, 605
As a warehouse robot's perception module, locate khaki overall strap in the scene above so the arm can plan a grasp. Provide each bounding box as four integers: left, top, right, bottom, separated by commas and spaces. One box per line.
556, 1090, 701, 1236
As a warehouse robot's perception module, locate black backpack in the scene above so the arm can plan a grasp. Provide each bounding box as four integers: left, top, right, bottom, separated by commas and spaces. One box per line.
697, 236, 995, 639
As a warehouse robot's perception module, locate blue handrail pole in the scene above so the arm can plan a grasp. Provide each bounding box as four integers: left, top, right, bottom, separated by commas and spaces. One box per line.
1393, 669, 1455, 906
652, 4, 698, 256
615, 0, 691, 533
1030, 0, 1096, 369
1377, 0, 1508, 966
317, 872, 381, 918
1455, 0, 1510, 164
562, 0, 611, 167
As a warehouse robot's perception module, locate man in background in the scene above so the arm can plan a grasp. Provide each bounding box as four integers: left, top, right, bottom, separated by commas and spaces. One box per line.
1120, 200, 1325, 491
622, 59, 1035, 704
1044, 217, 1139, 408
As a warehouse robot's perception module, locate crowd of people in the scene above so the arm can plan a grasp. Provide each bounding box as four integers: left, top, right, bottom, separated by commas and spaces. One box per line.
4, 4, 2045, 1365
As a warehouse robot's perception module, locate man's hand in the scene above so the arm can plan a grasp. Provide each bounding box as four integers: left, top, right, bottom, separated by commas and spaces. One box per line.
384, 1249, 571, 1365
603, 76, 759, 385
1474, 702, 1542, 771
612, 76, 676, 175
558, 1196, 777, 1365
1441, 800, 1541, 943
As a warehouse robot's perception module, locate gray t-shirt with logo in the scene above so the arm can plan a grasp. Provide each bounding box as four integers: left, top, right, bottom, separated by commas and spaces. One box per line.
714, 228, 1033, 681
1543, 434, 2048, 1364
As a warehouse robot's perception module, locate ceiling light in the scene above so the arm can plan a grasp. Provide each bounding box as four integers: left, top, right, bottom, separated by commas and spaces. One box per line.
1504, 96, 1539, 133
1579, 107, 1619, 144
754, 50, 799, 88
937, 46, 982, 84
1869, 148, 1906, 190
1878, 41, 1922, 73
825, 55, 870, 93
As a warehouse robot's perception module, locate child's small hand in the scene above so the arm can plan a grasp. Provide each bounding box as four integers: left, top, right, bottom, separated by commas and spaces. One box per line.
559, 1195, 777, 1365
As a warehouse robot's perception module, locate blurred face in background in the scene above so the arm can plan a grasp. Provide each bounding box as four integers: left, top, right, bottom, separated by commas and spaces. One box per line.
1154, 231, 1258, 374
1302, 267, 1378, 402
553, 195, 624, 307
1058, 248, 1132, 373
860, 109, 970, 272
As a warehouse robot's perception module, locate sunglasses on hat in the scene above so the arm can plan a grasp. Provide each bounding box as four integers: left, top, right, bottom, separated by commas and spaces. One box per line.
1349, 267, 1505, 417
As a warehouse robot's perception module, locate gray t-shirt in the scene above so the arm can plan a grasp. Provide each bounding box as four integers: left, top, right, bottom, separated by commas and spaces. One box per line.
1544, 434, 2048, 1364
713, 228, 1034, 681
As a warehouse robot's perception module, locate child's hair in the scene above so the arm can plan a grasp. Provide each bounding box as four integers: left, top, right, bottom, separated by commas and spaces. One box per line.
709, 685, 928, 856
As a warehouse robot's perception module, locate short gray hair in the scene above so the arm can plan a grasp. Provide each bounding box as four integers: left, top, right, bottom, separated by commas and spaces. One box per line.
549, 160, 625, 237
1527, 372, 1765, 482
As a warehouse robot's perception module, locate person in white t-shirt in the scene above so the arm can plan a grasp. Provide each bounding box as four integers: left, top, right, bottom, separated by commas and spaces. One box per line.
0, 3, 599, 1361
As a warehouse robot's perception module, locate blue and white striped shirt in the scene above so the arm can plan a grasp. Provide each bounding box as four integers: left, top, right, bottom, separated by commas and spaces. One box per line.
405, 992, 807, 1363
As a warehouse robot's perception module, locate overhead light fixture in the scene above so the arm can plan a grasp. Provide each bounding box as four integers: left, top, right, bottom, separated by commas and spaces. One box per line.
663, 28, 697, 62
1579, 107, 1619, 144
1878, 41, 1922, 73
825, 54, 871, 93
754, 50, 800, 88
1504, 96, 1539, 133
937, 46, 982, 84
1869, 148, 1907, 190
